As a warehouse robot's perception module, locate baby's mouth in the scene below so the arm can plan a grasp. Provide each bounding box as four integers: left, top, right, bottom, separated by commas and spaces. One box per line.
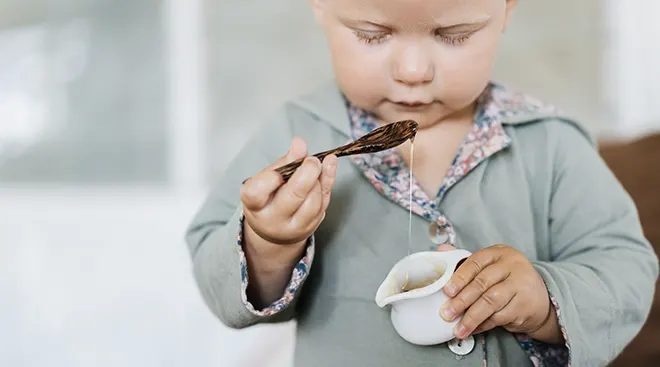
399, 102, 424, 107
391, 100, 434, 110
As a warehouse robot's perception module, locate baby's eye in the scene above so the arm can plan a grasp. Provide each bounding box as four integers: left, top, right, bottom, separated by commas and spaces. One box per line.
353, 30, 389, 45
436, 32, 472, 46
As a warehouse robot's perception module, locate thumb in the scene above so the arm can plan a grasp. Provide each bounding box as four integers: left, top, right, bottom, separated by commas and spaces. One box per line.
287, 136, 308, 162
241, 137, 309, 188
436, 244, 456, 252
272, 137, 308, 168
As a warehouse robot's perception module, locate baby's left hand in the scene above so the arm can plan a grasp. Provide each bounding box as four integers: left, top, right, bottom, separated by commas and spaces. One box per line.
438, 244, 560, 343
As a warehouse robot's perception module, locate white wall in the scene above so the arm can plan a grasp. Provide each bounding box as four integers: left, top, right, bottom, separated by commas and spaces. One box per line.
603, 0, 660, 138
0, 188, 295, 367
0, 0, 301, 364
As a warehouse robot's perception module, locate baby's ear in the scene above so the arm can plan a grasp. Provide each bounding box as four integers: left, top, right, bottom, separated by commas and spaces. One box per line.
503, 0, 519, 32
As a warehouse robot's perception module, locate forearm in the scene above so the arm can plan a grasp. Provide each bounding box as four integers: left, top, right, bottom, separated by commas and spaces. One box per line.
243, 222, 308, 308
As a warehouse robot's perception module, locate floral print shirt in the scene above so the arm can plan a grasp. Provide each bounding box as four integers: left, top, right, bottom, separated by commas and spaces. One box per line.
236, 82, 571, 366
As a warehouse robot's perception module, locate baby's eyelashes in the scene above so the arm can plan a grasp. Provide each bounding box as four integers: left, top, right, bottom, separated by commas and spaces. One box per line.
353, 30, 389, 44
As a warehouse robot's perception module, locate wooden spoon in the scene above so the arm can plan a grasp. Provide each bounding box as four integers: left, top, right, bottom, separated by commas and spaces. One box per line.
272, 119, 418, 182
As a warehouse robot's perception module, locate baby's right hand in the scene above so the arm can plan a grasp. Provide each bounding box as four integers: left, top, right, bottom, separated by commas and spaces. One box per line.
241, 137, 337, 246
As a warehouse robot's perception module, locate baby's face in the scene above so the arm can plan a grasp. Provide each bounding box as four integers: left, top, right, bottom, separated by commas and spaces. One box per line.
311, 0, 517, 129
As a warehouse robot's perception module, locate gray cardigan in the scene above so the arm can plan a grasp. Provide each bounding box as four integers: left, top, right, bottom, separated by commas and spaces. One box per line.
186, 82, 659, 367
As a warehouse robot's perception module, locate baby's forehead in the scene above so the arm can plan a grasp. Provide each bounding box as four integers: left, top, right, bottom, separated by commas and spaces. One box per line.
329, 0, 496, 23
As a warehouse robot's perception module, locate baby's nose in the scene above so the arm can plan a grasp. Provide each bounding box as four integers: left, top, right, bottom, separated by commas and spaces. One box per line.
393, 47, 434, 85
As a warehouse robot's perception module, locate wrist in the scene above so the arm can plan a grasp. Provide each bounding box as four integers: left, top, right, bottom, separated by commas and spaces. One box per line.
528, 301, 564, 345
242, 221, 308, 309
243, 221, 308, 272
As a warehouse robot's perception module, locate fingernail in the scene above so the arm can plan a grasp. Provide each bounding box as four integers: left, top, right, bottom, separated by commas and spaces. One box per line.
445, 282, 456, 296
454, 323, 467, 339
440, 304, 456, 320
305, 156, 320, 166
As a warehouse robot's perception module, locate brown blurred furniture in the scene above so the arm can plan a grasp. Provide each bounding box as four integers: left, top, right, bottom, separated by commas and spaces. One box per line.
599, 132, 660, 367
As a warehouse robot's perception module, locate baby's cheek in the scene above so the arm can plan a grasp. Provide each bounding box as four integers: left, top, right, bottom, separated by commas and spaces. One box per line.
327, 44, 388, 98
336, 70, 387, 109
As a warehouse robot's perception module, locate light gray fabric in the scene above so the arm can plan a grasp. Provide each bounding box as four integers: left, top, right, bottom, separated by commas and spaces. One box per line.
185, 81, 659, 367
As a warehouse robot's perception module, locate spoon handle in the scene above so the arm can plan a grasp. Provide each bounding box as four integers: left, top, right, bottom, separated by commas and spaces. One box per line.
273, 146, 350, 182
242, 119, 418, 184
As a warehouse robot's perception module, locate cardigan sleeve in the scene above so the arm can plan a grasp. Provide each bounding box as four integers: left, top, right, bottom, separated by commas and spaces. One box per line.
529, 120, 659, 366
185, 106, 317, 329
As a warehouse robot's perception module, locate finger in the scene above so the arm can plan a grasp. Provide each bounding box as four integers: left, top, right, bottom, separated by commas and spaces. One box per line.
436, 244, 456, 252
474, 294, 526, 335
269, 137, 308, 170
472, 317, 498, 335
444, 248, 503, 298
440, 263, 511, 321
453, 282, 516, 339
240, 137, 308, 209
290, 181, 324, 231
319, 154, 338, 212
271, 156, 323, 216
241, 170, 286, 211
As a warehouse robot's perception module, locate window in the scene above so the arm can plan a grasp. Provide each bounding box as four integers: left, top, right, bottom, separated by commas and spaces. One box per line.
0, 2, 168, 185
603, 0, 660, 137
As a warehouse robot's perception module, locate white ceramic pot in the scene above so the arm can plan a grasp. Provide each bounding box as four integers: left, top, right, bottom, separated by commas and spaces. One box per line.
375, 249, 472, 346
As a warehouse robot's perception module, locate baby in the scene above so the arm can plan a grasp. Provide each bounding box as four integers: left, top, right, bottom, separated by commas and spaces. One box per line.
186, 0, 659, 366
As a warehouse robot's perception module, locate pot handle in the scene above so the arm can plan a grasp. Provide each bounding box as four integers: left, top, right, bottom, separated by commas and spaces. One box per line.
442, 249, 472, 275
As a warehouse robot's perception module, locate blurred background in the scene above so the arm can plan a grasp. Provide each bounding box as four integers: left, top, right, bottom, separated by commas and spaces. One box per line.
1, 0, 659, 366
